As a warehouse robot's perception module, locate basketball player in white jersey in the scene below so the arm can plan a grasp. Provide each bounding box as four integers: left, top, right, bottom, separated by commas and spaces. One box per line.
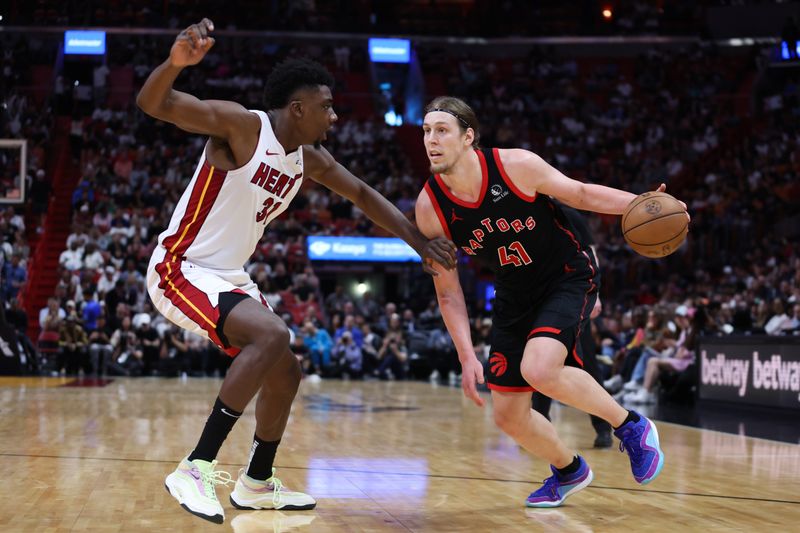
137, 19, 456, 524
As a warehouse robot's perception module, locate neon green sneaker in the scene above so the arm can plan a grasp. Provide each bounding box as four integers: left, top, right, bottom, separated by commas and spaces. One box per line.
230, 468, 316, 511
164, 457, 232, 524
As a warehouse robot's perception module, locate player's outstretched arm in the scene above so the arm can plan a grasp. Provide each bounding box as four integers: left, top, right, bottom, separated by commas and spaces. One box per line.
416, 190, 485, 407
305, 146, 456, 275
499, 149, 690, 219
136, 18, 259, 146
496, 149, 638, 214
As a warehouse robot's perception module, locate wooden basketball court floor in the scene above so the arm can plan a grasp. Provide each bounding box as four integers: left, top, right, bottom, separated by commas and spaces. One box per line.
0, 376, 798, 532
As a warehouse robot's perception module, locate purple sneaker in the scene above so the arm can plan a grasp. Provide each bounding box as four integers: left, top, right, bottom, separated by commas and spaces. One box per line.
614, 411, 665, 484
526, 456, 593, 508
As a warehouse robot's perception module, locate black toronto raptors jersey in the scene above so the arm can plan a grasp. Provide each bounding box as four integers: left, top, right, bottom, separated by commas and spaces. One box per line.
424, 148, 598, 317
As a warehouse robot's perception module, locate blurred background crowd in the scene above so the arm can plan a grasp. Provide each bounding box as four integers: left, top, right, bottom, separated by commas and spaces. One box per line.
0, 1, 798, 409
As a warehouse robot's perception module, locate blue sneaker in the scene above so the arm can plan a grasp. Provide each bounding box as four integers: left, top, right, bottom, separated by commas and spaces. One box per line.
526, 456, 593, 508
614, 411, 665, 484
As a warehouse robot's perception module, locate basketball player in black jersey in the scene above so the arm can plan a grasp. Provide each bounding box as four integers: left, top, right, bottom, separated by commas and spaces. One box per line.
415, 96, 685, 507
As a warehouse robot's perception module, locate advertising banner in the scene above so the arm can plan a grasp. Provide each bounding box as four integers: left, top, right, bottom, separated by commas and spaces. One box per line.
699, 337, 800, 410
307, 236, 421, 263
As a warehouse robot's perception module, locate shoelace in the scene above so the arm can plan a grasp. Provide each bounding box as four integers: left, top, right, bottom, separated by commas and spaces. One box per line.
239, 467, 286, 507
199, 460, 233, 499
618, 427, 645, 464
537, 475, 560, 499
265, 467, 284, 507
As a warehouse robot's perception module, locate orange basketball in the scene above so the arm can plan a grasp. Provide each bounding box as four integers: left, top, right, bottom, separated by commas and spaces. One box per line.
621, 191, 688, 258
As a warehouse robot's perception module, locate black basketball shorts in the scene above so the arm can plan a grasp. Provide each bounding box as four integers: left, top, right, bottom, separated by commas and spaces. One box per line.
486, 278, 597, 392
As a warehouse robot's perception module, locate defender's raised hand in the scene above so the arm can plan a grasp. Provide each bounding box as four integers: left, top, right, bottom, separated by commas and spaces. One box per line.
421, 237, 457, 276
170, 18, 216, 67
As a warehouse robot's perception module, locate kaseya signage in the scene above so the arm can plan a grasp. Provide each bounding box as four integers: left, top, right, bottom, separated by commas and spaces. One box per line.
699, 338, 800, 409
307, 236, 421, 263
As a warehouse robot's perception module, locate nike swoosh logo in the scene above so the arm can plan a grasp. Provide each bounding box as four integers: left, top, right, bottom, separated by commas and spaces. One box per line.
265, 150, 281, 156
221, 408, 240, 418
189, 470, 201, 480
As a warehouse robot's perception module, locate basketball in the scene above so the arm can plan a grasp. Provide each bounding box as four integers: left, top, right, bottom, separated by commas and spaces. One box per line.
621, 191, 688, 258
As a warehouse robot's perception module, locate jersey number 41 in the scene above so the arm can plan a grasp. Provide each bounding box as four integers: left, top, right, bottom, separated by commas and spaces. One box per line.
498, 241, 532, 267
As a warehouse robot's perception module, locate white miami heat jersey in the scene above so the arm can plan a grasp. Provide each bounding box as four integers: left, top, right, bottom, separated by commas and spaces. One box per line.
157, 110, 303, 270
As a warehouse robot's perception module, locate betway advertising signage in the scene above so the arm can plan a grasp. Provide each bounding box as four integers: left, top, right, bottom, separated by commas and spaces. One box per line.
699, 337, 800, 410
307, 236, 421, 263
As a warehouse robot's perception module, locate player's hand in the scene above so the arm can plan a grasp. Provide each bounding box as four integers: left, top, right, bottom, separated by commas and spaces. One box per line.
460, 356, 486, 407
170, 18, 215, 67
590, 295, 602, 319
654, 183, 690, 223
421, 237, 457, 276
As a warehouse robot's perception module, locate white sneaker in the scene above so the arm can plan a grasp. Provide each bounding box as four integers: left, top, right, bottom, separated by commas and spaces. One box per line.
623, 380, 641, 392
624, 388, 657, 404
165, 457, 233, 524
603, 375, 623, 393
230, 468, 317, 511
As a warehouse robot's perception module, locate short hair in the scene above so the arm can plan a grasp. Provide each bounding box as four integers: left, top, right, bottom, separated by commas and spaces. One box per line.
424, 96, 481, 148
263, 58, 334, 110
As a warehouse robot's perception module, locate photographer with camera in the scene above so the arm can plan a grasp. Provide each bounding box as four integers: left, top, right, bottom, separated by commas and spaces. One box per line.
375, 313, 408, 380
332, 330, 363, 379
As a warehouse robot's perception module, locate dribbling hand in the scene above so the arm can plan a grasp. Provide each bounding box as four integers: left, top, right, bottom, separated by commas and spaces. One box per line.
421, 237, 457, 276
654, 183, 691, 223
461, 356, 486, 407
170, 18, 216, 67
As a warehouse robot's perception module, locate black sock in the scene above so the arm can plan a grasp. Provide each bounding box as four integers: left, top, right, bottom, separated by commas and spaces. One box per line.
188, 397, 242, 463
555, 455, 582, 477
246, 435, 281, 481
614, 410, 640, 430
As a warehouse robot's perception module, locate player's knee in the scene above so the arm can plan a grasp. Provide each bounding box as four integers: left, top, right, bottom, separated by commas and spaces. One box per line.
521, 360, 558, 392
250, 322, 291, 364
493, 408, 523, 439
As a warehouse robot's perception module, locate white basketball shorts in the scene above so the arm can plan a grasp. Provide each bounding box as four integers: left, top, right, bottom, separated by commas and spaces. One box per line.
147, 246, 271, 356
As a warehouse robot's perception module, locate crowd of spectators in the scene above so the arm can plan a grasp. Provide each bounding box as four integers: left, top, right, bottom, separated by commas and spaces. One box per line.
3, 31, 799, 408
0, 35, 56, 372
